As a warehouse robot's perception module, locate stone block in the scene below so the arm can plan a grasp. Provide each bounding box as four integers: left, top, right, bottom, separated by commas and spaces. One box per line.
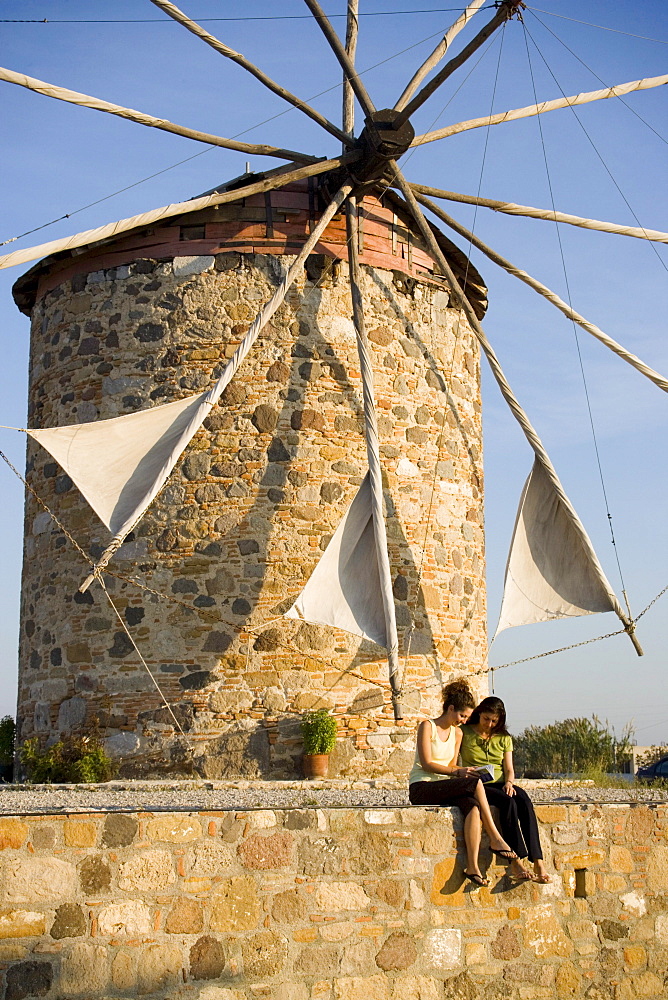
174, 255, 214, 276
551, 824, 582, 845
534, 806, 568, 824
624, 944, 647, 970
166, 897, 204, 934
555, 961, 582, 997
3, 857, 78, 903
210, 876, 260, 932
138, 943, 183, 994
610, 845, 634, 873
146, 816, 202, 843
523, 904, 573, 958
50, 903, 86, 939
423, 928, 462, 971
190, 935, 226, 980
316, 881, 371, 911
271, 889, 307, 924
296, 944, 340, 977
189, 839, 236, 875
430, 856, 466, 907
622, 892, 647, 918
64, 820, 98, 847
647, 845, 668, 890
364, 810, 397, 825
97, 900, 152, 936
334, 975, 391, 1000
78, 854, 112, 895
111, 951, 136, 990
391, 976, 444, 1000
375, 931, 418, 971
102, 813, 138, 847
0, 819, 29, 850
241, 931, 287, 977
237, 831, 293, 869
59, 942, 109, 995
118, 849, 176, 891
4, 961, 53, 1000
491, 924, 521, 960
0, 909, 47, 939
553, 848, 606, 870
57, 695, 87, 729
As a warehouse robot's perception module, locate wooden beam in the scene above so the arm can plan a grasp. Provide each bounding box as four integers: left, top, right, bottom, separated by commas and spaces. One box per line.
0, 152, 362, 272
412, 73, 668, 147
393, 1, 517, 128
0, 65, 317, 164
407, 183, 668, 244
303, 0, 376, 119
395, 0, 486, 112
149, 0, 353, 147
414, 190, 668, 393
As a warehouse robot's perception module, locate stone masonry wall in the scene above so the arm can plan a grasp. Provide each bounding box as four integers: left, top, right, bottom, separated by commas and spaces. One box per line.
18, 248, 485, 779
0, 800, 667, 998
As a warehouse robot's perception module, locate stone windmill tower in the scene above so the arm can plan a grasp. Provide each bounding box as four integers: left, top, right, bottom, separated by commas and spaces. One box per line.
4, 0, 652, 778
13, 167, 489, 779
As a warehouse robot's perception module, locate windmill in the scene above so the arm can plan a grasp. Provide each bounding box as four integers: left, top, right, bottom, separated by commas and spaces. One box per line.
1, 1, 666, 776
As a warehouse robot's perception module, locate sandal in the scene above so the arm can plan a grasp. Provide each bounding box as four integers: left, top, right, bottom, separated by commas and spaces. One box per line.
508, 869, 533, 882
463, 870, 490, 888
491, 847, 518, 861
532, 873, 552, 884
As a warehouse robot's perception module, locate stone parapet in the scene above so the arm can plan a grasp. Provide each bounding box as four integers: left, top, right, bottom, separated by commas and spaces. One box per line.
0, 794, 666, 998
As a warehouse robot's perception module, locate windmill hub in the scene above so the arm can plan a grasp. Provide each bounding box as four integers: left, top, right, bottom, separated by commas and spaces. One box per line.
355, 109, 415, 184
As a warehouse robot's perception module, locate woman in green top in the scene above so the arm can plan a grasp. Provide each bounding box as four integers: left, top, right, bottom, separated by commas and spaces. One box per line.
461, 697, 551, 883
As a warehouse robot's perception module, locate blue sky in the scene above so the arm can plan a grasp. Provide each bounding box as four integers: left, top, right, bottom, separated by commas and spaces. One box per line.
0, 1, 666, 741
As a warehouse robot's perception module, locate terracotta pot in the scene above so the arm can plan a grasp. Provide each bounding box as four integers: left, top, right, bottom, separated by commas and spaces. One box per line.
302, 753, 329, 779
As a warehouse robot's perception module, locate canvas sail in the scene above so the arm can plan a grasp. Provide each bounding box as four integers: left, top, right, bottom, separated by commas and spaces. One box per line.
496, 458, 617, 634
27, 391, 212, 539
285, 473, 388, 646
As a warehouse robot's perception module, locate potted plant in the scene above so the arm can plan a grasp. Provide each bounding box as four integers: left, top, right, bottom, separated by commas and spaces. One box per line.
0, 716, 16, 783
301, 709, 337, 779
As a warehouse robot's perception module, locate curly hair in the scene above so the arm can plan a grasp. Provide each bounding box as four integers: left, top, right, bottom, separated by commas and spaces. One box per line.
441, 679, 477, 713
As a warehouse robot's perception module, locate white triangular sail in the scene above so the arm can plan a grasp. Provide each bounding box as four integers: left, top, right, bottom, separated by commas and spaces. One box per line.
496, 458, 617, 635
285, 473, 388, 646
28, 391, 212, 538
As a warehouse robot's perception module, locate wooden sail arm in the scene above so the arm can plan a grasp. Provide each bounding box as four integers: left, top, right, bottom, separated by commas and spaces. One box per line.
342, 0, 359, 141
413, 191, 668, 394
346, 197, 403, 721
407, 183, 668, 245
302, 0, 376, 119
393, 1, 521, 129
392, 164, 643, 657
0, 152, 362, 274
0, 65, 317, 165
412, 73, 668, 147
394, 0, 487, 112
149, 0, 353, 148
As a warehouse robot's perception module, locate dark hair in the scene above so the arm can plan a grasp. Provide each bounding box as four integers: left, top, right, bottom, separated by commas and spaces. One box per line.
466, 696, 510, 736
442, 680, 476, 713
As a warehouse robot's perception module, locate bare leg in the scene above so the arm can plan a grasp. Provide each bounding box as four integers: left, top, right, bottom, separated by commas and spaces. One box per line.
463, 806, 482, 876
472, 780, 517, 856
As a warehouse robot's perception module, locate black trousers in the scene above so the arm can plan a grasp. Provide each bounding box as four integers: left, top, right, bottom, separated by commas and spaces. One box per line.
483, 783, 543, 861
408, 776, 481, 817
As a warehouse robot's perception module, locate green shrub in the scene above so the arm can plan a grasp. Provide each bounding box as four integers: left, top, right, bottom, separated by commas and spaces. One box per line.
0, 716, 15, 766
20, 731, 115, 784
514, 716, 633, 775
301, 709, 337, 755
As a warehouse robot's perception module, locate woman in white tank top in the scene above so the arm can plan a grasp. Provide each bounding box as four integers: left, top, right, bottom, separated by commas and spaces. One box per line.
408, 679, 525, 887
